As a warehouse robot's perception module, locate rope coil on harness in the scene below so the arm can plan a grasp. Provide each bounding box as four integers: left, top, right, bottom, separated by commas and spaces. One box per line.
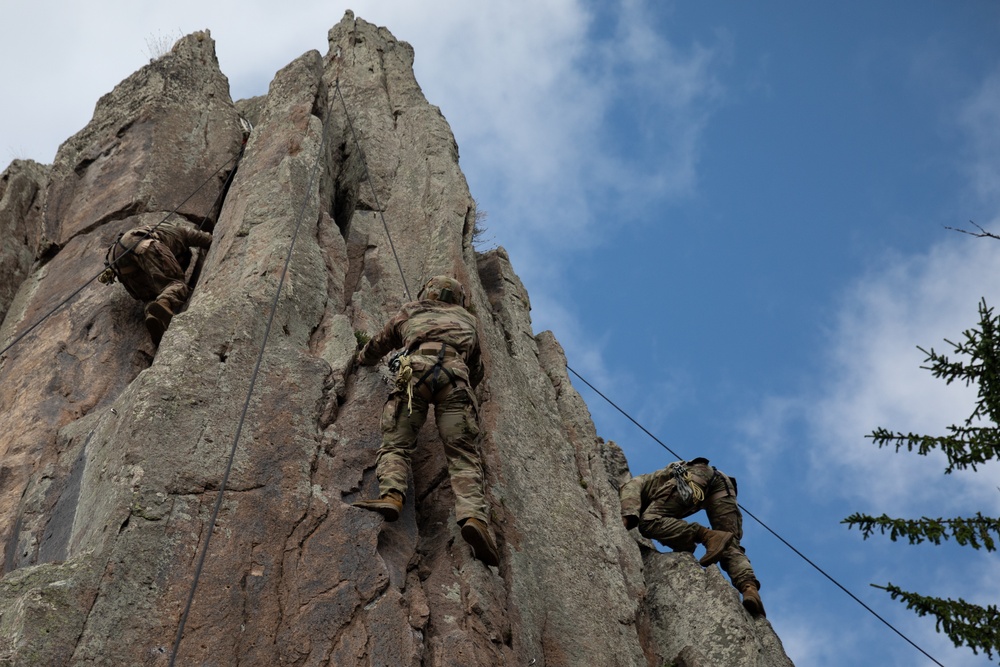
389, 352, 415, 413
668, 461, 705, 505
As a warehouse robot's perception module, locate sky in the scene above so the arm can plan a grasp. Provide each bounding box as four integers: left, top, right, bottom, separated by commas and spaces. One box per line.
2, 2, 1000, 665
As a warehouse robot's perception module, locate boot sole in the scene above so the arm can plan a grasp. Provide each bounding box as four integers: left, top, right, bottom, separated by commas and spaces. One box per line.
742, 597, 766, 618
351, 500, 400, 522
698, 531, 735, 567
461, 522, 500, 567
145, 315, 167, 345
145, 302, 173, 345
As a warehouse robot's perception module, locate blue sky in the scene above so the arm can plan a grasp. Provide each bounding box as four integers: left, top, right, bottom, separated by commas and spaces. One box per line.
3, 2, 999, 665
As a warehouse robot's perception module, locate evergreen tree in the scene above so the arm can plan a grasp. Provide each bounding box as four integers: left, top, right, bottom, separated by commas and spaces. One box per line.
843, 298, 1000, 661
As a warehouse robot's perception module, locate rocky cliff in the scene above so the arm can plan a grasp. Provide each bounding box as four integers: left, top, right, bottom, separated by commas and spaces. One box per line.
0, 12, 794, 667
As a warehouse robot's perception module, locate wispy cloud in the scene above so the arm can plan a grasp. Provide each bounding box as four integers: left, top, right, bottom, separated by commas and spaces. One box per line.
740, 59, 1000, 524
381, 1, 728, 286
763, 234, 1000, 517
959, 65, 1000, 207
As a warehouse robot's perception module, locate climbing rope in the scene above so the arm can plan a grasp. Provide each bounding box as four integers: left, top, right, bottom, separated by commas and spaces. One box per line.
170, 72, 416, 662
0, 147, 244, 360
168, 97, 332, 666
565, 364, 947, 667
334, 78, 412, 302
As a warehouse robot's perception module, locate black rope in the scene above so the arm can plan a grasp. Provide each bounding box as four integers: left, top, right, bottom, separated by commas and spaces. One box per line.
168, 99, 332, 667
333, 78, 412, 301
197, 140, 246, 232
0, 151, 241, 359
564, 364, 947, 667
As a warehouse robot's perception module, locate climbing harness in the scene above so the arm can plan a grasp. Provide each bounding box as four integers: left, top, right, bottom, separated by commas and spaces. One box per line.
99, 227, 156, 286
413, 343, 460, 390
667, 460, 705, 505
388, 343, 462, 415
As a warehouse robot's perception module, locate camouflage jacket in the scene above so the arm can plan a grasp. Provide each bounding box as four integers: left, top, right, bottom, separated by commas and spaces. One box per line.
619, 459, 717, 520
113, 220, 213, 269
151, 220, 213, 257
358, 300, 485, 387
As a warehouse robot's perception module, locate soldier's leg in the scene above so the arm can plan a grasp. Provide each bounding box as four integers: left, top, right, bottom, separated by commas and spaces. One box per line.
705, 494, 758, 590
434, 384, 487, 524
435, 383, 499, 566
139, 242, 189, 312
376, 392, 430, 498
639, 496, 703, 552
155, 281, 191, 313
138, 244, 189, 343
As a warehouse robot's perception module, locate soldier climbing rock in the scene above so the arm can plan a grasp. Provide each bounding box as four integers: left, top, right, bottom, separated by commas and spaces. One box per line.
99, 220, 212, 344
620, 457, 765, 617
352, 275, 500, 568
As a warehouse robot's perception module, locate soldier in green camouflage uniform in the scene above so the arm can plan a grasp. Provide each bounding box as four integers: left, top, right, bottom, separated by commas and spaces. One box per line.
353, 275, 500, 567
620, 457, 765, 616
102, 220, 213, 344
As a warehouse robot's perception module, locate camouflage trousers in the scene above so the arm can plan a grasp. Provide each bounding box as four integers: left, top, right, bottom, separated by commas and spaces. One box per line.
376, 371, 487, 524
118, 237, 190, 314
639, 473, 759, 590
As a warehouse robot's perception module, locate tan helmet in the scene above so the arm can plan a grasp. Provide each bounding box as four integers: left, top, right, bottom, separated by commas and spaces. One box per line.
418, 275, 466, 306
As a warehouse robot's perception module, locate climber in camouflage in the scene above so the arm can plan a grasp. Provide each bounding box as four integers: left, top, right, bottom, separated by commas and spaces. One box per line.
352, 275, 500, 568
101, 219, 212, 345
620, 457, 765, 617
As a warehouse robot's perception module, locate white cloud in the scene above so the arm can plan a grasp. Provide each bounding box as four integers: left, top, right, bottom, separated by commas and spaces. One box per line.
807, 234, 1000, 515
358, 1, 730, 289
739, 53, 1000, 516
768, 64, 1000, 524
775, 613, 849, 667
0, 1, 723, 265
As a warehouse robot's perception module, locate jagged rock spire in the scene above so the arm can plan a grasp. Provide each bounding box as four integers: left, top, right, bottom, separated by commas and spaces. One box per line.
0, 13, 794, 666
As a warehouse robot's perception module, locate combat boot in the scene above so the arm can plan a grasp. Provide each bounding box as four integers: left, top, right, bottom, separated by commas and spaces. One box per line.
460, 517, 500, 567
697, 526, 734, 567
352, 490, 404, 522
145, 300, 174, 345
740, 582, 766, 617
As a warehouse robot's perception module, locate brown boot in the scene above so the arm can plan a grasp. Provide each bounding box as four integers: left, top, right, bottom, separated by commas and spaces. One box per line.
144, 300, 174, 345
460, 518, 500, 567
697, 527, 734, 567
740, 582, 766, 617
352, 491, 404, 522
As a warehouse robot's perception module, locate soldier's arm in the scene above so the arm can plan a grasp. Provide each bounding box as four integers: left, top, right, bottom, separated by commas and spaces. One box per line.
358, 313, 404, 366
467, 337, 485, 388
182, 227, 213, 249
619, 476, 643, 529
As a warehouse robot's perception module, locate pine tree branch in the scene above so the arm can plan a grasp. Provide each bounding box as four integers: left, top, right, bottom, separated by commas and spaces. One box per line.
875, 583, 1000, 660
843, 513, 1000, 551
852, 294, 1000, 661
945, 220, 1000, 241
867, 427, 1000, 473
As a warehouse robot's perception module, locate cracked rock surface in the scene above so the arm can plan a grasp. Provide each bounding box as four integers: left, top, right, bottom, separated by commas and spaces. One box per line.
0, 13, 793, 667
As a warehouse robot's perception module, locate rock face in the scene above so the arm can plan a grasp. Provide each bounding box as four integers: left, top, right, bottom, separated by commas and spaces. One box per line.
0, 13, 794, 667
